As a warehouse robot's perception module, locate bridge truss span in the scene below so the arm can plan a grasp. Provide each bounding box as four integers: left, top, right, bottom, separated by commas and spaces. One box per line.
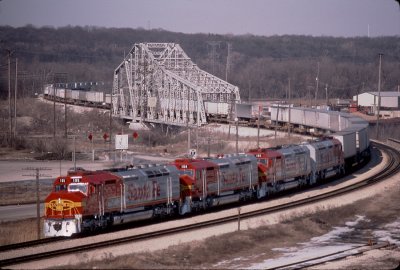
112, 43, 240, 126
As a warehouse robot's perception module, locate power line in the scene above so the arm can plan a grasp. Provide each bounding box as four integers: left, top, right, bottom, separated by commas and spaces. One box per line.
12, 49, 119, 60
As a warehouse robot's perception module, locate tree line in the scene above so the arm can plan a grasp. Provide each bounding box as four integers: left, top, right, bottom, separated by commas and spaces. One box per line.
0, 25, 399, 101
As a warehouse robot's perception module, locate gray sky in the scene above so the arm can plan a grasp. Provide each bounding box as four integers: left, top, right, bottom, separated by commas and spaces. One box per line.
0, 0, 399, 37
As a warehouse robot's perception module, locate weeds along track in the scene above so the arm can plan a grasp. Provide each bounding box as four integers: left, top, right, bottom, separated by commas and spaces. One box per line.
270, 242, 398, 270
1, 141, 399, 268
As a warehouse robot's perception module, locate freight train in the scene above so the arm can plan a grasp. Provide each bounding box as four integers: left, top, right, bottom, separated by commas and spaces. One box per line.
43, 84, 111, 109
44, 137, 351, 237
42, 83, 371, 237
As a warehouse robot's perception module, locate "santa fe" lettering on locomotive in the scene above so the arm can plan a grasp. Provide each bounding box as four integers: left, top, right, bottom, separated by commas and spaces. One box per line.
127, 181, 161, 201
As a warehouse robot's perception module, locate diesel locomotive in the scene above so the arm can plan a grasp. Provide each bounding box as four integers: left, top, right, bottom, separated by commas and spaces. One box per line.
44, 137, 349, 237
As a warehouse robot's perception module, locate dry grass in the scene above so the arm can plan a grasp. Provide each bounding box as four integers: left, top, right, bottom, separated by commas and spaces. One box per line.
73, 183, 400, 269
0, 180, 53, 206
0, 218, 44, 245
1, 180, 398, 267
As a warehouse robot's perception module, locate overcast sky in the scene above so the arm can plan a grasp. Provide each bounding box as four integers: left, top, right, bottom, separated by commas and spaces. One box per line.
0, 0, 399, 37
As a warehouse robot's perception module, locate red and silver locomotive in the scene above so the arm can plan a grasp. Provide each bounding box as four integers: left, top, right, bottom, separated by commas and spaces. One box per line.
44, 165, 183, 237
44, 154, 258, 237
44, 138, 345, 237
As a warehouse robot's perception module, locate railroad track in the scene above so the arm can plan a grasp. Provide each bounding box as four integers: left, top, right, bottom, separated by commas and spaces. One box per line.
0, 237, 62, 253
1, 141, 399, 268
270, 242, 397, 270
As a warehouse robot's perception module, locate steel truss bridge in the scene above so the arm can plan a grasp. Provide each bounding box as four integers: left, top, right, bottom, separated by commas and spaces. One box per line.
112, 43, 240, 127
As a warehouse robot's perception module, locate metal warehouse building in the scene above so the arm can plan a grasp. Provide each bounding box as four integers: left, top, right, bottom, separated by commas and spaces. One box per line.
353, 91, 400, 113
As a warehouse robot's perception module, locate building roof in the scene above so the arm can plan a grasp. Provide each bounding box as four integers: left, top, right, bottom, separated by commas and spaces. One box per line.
366, 91, 400, 97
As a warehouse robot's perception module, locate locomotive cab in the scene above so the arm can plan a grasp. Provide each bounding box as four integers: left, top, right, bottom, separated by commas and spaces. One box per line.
44, 175, 86, 237
44, 171, 123, 237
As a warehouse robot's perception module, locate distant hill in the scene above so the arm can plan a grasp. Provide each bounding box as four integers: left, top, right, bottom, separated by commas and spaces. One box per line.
0, 25, 399, 101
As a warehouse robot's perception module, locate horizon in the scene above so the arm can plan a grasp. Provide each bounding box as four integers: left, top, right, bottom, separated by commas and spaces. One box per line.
1, 24, 399, 39
0, 0, 399, 38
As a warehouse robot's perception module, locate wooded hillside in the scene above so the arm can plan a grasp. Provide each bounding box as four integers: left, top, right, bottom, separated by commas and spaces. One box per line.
1, 25, 399, 101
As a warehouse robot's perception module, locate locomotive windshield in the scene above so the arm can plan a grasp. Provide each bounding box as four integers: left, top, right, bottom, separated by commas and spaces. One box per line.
68, 183, 88, 194
55, 185, 67, 192
179, 169, 194, 177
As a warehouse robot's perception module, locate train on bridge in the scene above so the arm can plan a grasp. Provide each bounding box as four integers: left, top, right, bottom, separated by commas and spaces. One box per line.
43, 84, 111, 109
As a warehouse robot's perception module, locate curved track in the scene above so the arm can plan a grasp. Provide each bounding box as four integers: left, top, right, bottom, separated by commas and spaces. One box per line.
270, 242, 397, 270
1, 141, 399, 268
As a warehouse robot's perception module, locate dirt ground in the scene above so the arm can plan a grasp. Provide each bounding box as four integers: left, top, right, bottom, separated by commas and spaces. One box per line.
70, 173, 400, 269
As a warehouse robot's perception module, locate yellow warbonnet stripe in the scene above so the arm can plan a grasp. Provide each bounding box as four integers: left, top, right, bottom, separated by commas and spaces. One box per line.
46, 200, 82, 211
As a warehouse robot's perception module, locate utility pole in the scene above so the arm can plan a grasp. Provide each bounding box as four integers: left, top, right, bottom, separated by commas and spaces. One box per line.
225, 42, 231, 82
325, 83, 328, 107
314, 62, 320, 108
235, 117, 239, 154
237, 207, 241, 231
288, 78, 291, 139
109, 106, 112, 153
275, 104, 279, 140
187, 88, 191, 156
64, 84, 67, 138
7, 49, 13, 142
73, 135, 76, 171
257, 105, 260, 148
207, 136, 211, 158
23, 167, 51, 240
52, 73, 67, 138
53, 82, 56, 138
14, 58, 17, 137
376, 53, 383, 140
207, 41, 220, 75
358, 82, 364, 107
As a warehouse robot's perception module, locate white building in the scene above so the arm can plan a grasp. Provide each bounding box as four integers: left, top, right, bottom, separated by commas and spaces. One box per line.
353, 92, 400, 114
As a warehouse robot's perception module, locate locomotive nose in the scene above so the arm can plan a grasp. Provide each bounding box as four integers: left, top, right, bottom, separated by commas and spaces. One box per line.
55, 198, 63, 211
44, 193, 84, 237
52, 222, 62, 232
46, 198, 81, 215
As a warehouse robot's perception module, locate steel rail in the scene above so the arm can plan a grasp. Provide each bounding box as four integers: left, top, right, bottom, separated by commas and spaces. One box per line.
0, 237, 62, 252
1, 142, 399, 268
270, 242, 396, 270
